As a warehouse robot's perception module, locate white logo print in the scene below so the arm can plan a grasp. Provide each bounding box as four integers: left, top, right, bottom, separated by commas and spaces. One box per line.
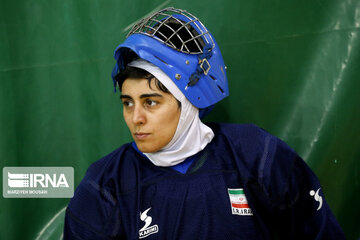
8, 173, 29, 188
309, 188, 323, 211
139, 208, 159, 239
8, 172, 69, 188
3, 167, 74, 198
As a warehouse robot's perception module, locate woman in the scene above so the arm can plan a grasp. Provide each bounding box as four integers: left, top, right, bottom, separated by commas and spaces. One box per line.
64, 7, 345, 239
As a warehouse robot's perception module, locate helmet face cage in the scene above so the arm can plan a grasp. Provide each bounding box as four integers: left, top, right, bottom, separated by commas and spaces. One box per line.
127, 7, 215, 54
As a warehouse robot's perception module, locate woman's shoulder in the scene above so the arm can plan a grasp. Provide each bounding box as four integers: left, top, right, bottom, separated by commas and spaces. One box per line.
206, 122, 299, 179
206, 122, 274, 146
75, 142, 144, 197
86, 143, 132, 178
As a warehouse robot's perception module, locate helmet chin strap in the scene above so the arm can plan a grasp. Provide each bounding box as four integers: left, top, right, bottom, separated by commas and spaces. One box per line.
188, 43, 213, 87
128, 59, 215, 167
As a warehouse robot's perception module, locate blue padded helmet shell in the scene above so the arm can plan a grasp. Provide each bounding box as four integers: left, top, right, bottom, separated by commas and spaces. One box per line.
112, 7, 229, 109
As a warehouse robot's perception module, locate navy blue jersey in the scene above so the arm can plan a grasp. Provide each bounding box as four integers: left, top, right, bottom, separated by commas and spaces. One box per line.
64, 123, 345, 239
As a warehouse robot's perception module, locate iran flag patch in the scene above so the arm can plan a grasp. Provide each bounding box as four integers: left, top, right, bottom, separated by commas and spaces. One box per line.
228, 188, 253, 216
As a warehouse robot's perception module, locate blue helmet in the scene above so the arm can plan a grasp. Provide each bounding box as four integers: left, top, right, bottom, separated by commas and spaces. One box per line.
112, 7, 228, 109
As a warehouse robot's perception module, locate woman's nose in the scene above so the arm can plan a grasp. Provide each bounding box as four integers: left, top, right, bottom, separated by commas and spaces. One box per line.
132, 105, 146, 125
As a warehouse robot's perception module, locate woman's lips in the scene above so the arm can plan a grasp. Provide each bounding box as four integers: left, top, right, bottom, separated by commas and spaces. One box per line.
134, 133, 151, 140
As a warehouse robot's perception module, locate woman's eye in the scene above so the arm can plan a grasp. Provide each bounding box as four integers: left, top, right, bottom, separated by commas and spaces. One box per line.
122, 101, 134, 107
145, 99, 157, 107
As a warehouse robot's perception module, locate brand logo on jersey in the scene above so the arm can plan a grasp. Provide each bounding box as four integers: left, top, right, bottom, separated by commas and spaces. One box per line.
228, 188, 253, 216
310, 188, 323, 211
139, 208, 158, 239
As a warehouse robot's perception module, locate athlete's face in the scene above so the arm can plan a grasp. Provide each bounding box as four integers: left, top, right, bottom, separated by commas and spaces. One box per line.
121, 78, 181, 153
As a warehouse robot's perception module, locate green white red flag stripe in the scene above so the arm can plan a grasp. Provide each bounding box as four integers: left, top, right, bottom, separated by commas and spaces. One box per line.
228, 188, 250, 208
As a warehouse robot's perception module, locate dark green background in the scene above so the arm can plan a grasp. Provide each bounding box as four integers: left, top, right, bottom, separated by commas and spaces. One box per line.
1, 0, 359, 239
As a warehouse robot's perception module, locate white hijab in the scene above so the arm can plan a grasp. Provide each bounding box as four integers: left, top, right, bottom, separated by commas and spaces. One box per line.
127, 59, 214, 167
